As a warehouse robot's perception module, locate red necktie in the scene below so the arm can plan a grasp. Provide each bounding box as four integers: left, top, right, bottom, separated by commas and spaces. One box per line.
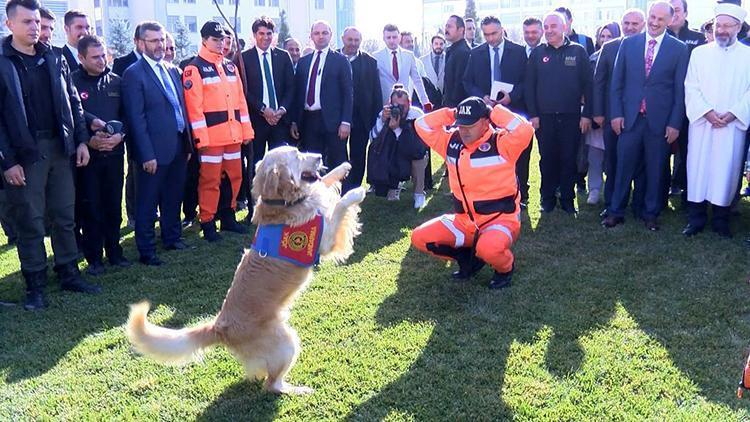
306, 51, 322, 107
640, 39, 657, 114
392, 51, 399, 80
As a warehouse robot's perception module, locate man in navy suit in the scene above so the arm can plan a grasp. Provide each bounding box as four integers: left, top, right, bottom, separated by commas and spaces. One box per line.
122, 21, 193, 266
463, 15, 530, 206
602, 2, 689, 231
242, 16, 294, 166
112, 24, 142, 77
593, 9, 646, 216
290, 20, 353, 169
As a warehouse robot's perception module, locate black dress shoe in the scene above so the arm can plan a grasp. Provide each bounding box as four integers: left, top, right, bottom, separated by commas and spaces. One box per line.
109, 256, 133, 267
86, 261, 106, 276
164, 241, 190, 250
681, 224, 703, 237
139, 255, 164, 266
713, 227, 732, 239
601, 215, 624, 228
599, 209, 609, 218
451, 250, 485, 281
489, 265, 514, 290
644, 219, 659, 231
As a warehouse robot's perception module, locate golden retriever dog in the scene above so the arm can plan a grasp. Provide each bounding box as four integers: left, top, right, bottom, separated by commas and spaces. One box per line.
126, 146, 366, 394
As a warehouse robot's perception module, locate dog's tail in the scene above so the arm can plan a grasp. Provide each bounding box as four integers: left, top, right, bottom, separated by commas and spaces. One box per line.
126, 301, 219, 365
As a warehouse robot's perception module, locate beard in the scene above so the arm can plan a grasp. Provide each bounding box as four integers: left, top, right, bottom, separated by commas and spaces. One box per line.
716, 34, 737, 48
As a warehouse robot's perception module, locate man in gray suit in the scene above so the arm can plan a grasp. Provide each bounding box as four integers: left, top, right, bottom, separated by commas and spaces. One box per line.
374, 24, 431, 108
419, 34, 446, 94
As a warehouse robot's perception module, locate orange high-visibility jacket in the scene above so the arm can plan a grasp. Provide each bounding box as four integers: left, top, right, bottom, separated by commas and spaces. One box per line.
183, 46, 254, 149
415, 105, 533, 225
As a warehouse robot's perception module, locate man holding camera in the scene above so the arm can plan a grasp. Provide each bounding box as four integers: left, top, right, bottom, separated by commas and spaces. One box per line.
367, 84, 427, 208
71, 35, 130, 274
411, 97, 533, 289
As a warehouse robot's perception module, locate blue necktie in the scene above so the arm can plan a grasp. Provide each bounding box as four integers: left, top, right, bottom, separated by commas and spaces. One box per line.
263, 52, 277, 110
493, 47, 502, 82
157, 63, 185, 133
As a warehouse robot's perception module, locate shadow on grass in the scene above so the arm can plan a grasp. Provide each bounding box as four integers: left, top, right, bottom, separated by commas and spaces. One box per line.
195, 380, 280, 422
347, 187, 750, 418
0, 228, 244, 384
346, 164, 448, 265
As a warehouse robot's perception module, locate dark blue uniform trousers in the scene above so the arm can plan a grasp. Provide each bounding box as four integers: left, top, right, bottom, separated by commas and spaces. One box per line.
135, 154, 187, 258
603, 122, 645, 216
608, 115, 670, 221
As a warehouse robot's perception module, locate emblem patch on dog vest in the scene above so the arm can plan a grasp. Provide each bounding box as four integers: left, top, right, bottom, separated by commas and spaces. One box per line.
251, 214, 324, 267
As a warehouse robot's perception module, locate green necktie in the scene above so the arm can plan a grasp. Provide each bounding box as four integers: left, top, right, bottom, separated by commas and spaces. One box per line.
263, 52, 277, 110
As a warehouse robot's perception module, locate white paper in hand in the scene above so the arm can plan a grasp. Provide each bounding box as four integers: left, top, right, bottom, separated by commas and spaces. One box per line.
490, 81, 514, 102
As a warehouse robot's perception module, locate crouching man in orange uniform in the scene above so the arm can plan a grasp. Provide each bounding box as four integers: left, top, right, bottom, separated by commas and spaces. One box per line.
411, 97, 533, 289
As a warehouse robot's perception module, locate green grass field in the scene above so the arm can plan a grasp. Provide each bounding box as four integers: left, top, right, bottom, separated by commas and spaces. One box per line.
2, 152, 750, 420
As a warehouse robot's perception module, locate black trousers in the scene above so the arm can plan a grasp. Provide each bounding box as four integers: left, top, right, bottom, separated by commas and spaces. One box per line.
6, 137, 79, 272
344, 121, 369, 193
182, 151, 199, 221
515, 134, 533, 202
688, 200, 730, 232
80, 154, 124, 264
300, 110, 348, 169
537, 113, 581, 209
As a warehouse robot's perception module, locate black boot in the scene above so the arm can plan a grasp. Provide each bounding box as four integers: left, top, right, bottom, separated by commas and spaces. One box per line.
219, 209, 249, 234
489, 264, 514, 290
451, 248, 486, 280
22, 269, 48, 311
55, 262, 102, 294
201, 220, 223, 242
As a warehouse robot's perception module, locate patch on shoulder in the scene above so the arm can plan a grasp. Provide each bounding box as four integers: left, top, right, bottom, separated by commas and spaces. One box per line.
184, 79, 193, 90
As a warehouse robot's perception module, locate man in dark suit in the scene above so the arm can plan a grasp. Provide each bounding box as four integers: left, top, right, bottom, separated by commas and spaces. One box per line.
290, 20, 353, 169
242, 16, 294, 166
593, 9, 646, 216
112, 23, 142, 228
463, 15, 530, 206
340, 26, 382, 193
56, 10, 90, 69
112, 24, 142, 77
602, 2, 689, 231
442, 15, 470, 107
122, 21, 192, 266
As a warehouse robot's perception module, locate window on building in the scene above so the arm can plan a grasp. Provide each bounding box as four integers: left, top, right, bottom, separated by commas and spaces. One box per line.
185, 16, 197, 33
167, 0, 178, 3
167, 15, 180, 33
107, 0, 129, 6
184, 0, 195, 4
270, 0, 279, 6
315, 0, 324, 9
254, 0, 265, 6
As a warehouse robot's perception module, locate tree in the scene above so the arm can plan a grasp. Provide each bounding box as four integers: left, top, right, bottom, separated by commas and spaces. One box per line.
278, 9, 290, 46
464, 0, 483, 43
173, 20, 192, 62
361, 39, 381, 54
107, 19, 132, 58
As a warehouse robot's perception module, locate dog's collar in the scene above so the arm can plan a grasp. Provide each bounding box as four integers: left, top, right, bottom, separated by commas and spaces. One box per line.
260, 195, 308, 207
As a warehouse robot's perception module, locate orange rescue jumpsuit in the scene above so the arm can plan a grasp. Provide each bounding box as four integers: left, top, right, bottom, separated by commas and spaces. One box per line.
183, 45, 254, 223
411, 105, 534, 273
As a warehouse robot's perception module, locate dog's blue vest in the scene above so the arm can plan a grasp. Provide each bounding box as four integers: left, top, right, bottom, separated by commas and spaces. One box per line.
251, 214, 324, 267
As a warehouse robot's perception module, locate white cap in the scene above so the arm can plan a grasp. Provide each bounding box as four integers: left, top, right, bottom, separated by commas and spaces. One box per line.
715, 3, 748, 23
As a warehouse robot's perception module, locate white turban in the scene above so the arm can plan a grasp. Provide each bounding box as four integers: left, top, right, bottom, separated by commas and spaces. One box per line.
715, 3, 748, 23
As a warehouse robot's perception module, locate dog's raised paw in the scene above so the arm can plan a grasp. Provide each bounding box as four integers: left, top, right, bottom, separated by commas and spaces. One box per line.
342, 187, 366, 206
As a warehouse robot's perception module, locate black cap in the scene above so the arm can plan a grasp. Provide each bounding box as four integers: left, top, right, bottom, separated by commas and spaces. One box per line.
201, 21, 226, 39
455, 97, 490, 126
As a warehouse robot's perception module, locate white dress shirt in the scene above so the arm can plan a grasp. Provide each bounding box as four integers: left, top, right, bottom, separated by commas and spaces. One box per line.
143, 54, 179, 97
489, 40, 505, 81
304, 47, 329, 111
256, 47, 279, 110
65, 43, 79, 64
645, 31, 666, 62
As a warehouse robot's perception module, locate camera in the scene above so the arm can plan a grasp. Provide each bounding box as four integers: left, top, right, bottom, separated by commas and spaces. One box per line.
388, 104, 403, 120
103, 120, 123, 135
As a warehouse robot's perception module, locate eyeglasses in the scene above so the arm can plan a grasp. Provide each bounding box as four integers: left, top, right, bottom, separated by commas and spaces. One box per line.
715, 22, 740, 31
143, 38, 165, 44
165, 46, 175, 51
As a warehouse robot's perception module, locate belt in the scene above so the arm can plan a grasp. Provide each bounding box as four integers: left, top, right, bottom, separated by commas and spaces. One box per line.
303, 110, 322, 114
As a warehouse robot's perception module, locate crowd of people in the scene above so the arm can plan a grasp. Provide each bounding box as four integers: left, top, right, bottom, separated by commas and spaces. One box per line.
1, 0, 749, 307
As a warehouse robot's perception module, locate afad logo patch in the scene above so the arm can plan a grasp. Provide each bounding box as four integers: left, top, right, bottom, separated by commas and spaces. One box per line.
252, 214, 324, 267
